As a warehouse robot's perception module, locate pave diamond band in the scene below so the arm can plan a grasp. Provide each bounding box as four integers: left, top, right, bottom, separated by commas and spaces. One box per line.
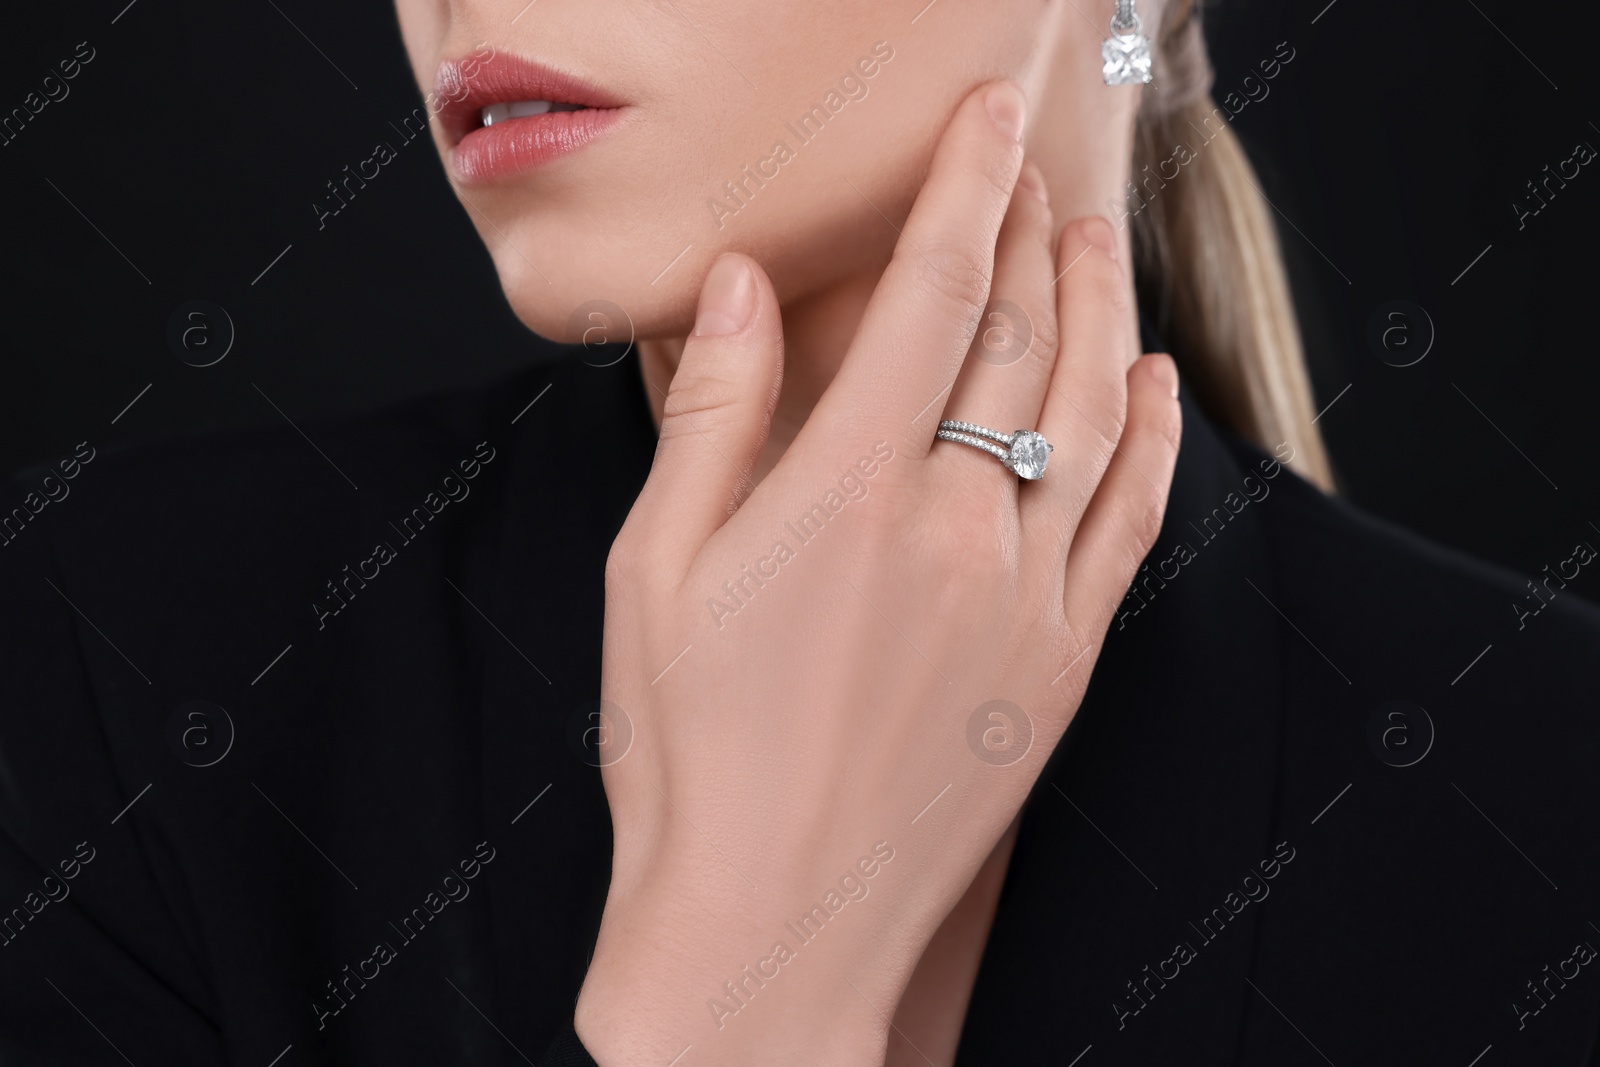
935, 421, 1055, 480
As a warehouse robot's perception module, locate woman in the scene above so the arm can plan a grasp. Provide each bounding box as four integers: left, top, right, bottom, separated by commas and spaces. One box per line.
3, 1, 1598, 1065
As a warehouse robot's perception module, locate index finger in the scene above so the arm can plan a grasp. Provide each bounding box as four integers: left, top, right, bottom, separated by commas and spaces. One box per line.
803, 81, 1028, 459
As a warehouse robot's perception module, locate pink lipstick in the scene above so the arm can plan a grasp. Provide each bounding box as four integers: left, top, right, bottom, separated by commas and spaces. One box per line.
433, 51, 625, 184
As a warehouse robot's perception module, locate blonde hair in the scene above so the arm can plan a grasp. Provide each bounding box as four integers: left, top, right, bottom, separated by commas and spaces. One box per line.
1129, 0, 1334, 490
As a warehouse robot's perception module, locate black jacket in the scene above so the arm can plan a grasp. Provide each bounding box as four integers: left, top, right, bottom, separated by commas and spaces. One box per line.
2, 341, 1597, 1065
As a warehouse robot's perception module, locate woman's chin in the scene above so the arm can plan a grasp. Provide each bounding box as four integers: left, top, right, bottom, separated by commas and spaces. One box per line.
500, 277, 694, 351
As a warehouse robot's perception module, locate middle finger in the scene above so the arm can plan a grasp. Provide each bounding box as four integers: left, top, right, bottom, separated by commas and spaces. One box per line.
801, 81, 1028, 462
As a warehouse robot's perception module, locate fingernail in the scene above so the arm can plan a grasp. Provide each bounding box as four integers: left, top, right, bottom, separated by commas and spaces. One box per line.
1148, 354, 1179, 399
985, 82, 1026, 142
1016, 163, 1049, 205
693, 255, 756, 336
1079, 216, 1118, 261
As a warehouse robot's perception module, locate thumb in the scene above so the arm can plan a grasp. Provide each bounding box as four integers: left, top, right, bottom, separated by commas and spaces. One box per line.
636, 252, 784, 564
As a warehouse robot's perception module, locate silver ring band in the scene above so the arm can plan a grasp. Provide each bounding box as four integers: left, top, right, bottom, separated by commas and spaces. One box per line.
936, 420, 1055, 480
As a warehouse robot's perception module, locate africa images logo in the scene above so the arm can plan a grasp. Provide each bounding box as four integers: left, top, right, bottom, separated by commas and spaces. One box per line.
705, 841, 895, 1031
707, 443, 894, 629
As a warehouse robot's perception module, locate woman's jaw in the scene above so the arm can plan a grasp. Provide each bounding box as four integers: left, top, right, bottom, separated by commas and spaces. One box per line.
393, 0, 1146, 443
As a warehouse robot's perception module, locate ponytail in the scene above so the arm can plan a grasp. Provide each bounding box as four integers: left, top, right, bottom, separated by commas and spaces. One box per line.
1129, 1, 1334, 490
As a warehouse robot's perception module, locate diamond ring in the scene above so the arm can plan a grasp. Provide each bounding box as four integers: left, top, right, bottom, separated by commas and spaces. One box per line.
935, 420, 1054, 480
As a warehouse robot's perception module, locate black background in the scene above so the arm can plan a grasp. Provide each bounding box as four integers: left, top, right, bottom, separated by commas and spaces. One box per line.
1, 0, 1595, 588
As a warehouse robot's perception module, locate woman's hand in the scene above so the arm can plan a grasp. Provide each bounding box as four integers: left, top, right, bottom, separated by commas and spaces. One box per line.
575, 81, 1181, 1066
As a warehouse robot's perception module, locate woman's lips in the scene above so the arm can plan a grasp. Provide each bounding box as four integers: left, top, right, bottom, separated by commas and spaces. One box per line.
452, 108, 623, 184
433, 51, 625, 184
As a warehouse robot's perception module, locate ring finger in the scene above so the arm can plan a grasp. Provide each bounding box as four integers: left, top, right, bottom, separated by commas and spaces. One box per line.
931, 161, 1061, 492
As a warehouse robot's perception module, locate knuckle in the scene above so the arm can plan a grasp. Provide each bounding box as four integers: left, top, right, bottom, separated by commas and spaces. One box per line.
949, 110, 1024, 201
973, 297, 1054, 371
904, 240, 993, 328
1033, 192, 1057, 235
1027, 306, 1061, 363
1155, 397, 1184, 454
1065, 216, 1117, 259
1081, 254, 1130, 313
1057, 236, 1128, 308
1073, 374, 1128, 453
1099, 502, 1165, 601
658, 372, 746, 442
604, 534, 642, 589
1103, 386, 1130, 445
977, 148, 1024, 206
1127, 489, 1168, 559
1016, 190, 1056, 246
606, 517, 671, 592
1124, 378, 1184, 454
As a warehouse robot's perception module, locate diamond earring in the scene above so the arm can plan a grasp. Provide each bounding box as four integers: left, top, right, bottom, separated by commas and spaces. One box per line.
1102, 0, 1153, 86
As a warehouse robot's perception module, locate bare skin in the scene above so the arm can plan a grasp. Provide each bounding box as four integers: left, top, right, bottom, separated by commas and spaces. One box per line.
579, 85, 1179, 1066
389, 3, 1178, 1062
